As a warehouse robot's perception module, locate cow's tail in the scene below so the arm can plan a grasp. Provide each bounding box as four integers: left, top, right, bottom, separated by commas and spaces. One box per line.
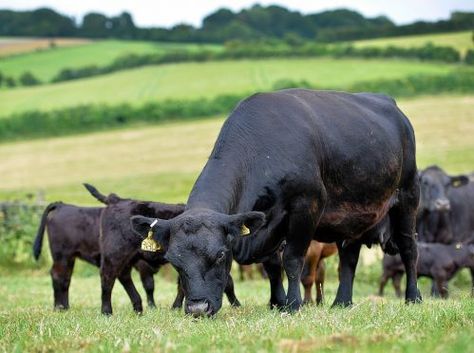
33, 202, 61, 260
83, 183, 110, 204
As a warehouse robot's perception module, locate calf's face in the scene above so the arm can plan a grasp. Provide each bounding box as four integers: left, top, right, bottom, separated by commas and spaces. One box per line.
419, 166, 468, 212
131, 209, 265, 317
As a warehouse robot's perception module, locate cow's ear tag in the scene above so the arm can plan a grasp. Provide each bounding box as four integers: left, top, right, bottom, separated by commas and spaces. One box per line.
141, 226, 161, 252
241, 224, 250, 236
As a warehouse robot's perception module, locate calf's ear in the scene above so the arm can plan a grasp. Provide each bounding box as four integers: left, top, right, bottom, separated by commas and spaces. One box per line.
130, 215, 171, 242
450, 175, 469, 188
226, 211, 266, 236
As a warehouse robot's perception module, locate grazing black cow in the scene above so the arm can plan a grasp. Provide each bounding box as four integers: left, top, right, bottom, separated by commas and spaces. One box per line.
32, 202, 158, 310
417, 166, 469, 243
379, 242, 474, 298
131, 89, 421, 317
84, 184, 241, 315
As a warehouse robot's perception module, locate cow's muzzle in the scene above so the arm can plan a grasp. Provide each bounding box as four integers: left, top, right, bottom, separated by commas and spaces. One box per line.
185, 300, 212, 318
433, 198, 450, 211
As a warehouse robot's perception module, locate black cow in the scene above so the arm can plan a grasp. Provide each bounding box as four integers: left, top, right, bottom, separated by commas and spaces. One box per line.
84, 184, 241, 315
417, 166, 470, 243
379, 242, 474, 298
131, 89, 421, 317
32, 202, 158, 310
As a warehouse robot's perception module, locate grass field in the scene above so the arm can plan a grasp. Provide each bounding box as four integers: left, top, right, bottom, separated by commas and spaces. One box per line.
0, 39, 222, 82
0, 58, 457, 117
353, 30, 474, 55
0, 94, 472, 204
0, 36, 91, 57
1, 270, 473, 353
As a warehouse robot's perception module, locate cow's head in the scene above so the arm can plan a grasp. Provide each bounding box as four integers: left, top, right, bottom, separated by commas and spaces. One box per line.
418, 166, 468, 212
131, 209, 265, 317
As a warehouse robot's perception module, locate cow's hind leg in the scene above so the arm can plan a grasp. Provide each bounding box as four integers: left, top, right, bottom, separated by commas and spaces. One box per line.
262, 252, 286, 310
332, 241, 361, 307
390, 178, 422, 303
50, 257, 75, 310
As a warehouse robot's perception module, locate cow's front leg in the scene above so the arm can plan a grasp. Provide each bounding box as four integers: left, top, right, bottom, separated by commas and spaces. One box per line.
283, 200, 319, 312
262, 253, 286, 309
332, 241, 361, 307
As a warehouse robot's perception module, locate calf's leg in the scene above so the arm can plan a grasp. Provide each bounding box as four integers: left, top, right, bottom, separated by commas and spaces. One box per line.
392, 272, 403, 298
171, 276, 185, 309
118, 266, 143, 313
137, 262, 158, 308
378, 272, 390, 297
50, 257, 75, 310
315, 260, 326, 305
224, 274, 241, 307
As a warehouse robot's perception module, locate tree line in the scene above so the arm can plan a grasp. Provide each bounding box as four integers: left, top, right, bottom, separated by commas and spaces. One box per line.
0, 5, 473, 43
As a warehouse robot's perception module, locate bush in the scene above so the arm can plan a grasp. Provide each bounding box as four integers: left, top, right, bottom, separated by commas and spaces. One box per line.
465, 49, 474, 65
0, 202, 44, 268
19, 71, 41, 86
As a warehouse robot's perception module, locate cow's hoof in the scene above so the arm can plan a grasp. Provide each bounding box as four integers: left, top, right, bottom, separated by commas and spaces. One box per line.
406, 288, 422, 304
231, 299, 241, 308
331, 300, 353, 308
53, 304, 68, 311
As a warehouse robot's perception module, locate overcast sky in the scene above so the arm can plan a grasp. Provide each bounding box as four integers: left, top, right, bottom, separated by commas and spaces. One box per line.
1, 0, 473, 27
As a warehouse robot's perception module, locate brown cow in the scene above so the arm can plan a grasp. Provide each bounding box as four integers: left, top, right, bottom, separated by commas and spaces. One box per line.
301, 241, 338, 304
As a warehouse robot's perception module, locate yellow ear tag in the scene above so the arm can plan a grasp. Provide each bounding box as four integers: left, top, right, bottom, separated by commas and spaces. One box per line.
455, 243, 462, 249
141, 230, 161, 252
241, 224, 250, 236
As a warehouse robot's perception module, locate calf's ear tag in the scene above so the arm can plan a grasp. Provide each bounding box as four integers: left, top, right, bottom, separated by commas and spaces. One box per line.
241, 224, 250, 236
141, 229, 161, 252
455, 243, 462, 249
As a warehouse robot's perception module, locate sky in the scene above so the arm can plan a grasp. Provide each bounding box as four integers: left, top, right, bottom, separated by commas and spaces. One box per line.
0, 0, 473, 27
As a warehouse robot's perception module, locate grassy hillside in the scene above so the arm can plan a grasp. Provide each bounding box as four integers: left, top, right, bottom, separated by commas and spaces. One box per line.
0, 95, 472, 204
0, 58, 456, 117
1, 273, 473, 353
0, 39, 222, 82
353, 30, 473, 55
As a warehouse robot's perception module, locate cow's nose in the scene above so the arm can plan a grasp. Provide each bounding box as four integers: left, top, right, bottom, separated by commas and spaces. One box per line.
186, 301, 210, 318
434, 198, 450, 211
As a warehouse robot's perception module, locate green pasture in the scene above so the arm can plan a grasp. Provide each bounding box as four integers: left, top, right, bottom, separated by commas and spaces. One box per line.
0, 58, 457, 117
353, 30, 474, 55
0, 94, 472, 204
1, 270, 473, 353
0, 39, 222, 82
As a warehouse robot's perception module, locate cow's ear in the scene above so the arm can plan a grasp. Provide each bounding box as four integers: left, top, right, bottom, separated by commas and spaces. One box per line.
450, 175, 469, 188
226, 211, 266, 237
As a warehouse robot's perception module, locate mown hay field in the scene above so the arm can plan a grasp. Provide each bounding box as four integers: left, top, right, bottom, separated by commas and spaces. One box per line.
352, 30, 474, 55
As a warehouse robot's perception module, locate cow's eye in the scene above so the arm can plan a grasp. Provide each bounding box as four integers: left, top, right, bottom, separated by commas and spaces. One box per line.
216, 250, 226, 263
